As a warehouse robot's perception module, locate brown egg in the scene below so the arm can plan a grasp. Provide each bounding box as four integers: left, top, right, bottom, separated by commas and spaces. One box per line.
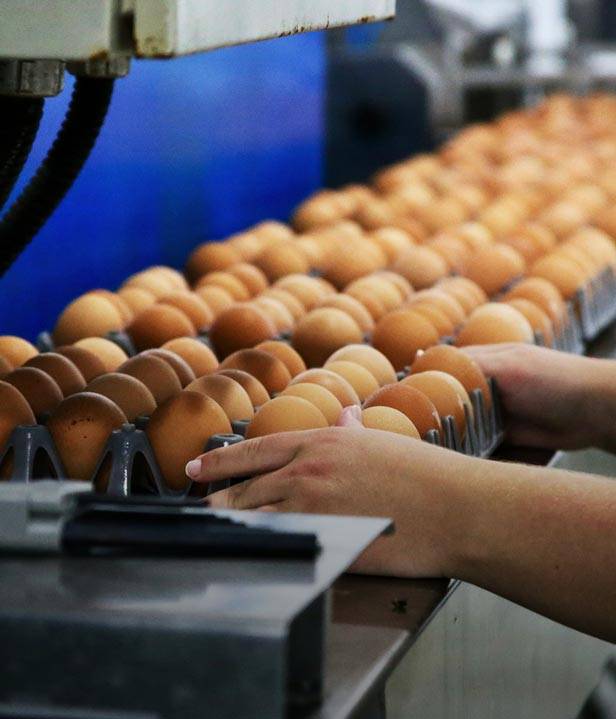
556, 245, 598, 278
55, 345, 106, 383
255, 341, 306, 378
326, 344, 396, 386
361, 406, 420, 438
161, 337, 219, 377
196, 271, 250, 301
0, 380, 36, 450
0, 336, 38, 369
375, 271, 414, 300
393, 247, 449, 290
217, 369, 270, 407
323, 240, 387, 289
128, 305, 196, 351
3, 368, 62, 418
90, 290, 133, 325
456, 222, 494, 252
143, 349, 196, 387
569, 228, 616, 268
275, 275, 332, 310
368, 228, 414, 263
124, 271, 175, 299
455, 303, 534, 346
147, 392, 231, 491
149, 266, 189, 291
292, 308, 363, 368
252, 220, 296, 244
345, 277, 403, 312
295, 236, 329, 270
186, 374, 254, 421
411, 345, 491, 409
119, 355, 182, 405
539, 201, 588, 240
74, 337, 128, 373
530, 255, 586, 299
252, 297, 295, 334
401, 371, 468, 437
185, 242, 242, 283
48, 393, 126, 480
246, 396, 328, 438
406, 290, 467, 326
499, 233, 541, 265
227, 263, 269, 296
290, 368, 360, 407
254, 241, 311, 282
437, 277, 488, 314
220, 349, 291, 395
86, 373, 157, 421
503, 278, 566, 328
515, 224, 557, 256
261, 288, 306, 322
316, 294, 375, 335
194, 285, 235, 317
25, 353, 86, 396
364, 384, 441, 438
505, 299, 554, 346
53, 294, 124, 345
408, 303, 455, 337
344, 285, 387, 321
227, 231, 265, 261
465, 244, 526, 296
428, 236, 471, 274
209, 304, 277, 359
158, 292, 213, 332
324, 360, 379, 402
372, 309, 439, 371
280, 383, 342, 425
292, 191, 348, 231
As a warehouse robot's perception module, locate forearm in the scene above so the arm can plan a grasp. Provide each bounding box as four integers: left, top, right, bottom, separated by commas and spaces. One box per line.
449, 458, 616, 642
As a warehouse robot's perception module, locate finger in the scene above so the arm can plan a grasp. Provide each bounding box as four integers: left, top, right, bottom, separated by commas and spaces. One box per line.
336, 405, 363, 428
462, 343, 521, 356
208, 469, 292, 510
186, 431, 317, 483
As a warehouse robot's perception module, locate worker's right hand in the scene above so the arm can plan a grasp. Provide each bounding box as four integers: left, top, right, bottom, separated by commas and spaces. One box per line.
462, 344, 616, 452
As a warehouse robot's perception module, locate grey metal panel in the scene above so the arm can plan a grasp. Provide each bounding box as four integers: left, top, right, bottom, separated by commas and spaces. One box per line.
0, 512, 390, 719
0, 0, 396, 60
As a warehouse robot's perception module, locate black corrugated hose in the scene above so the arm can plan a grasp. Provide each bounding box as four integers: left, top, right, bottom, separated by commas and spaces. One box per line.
0, 76, 115, 278
0, 97, 45, 210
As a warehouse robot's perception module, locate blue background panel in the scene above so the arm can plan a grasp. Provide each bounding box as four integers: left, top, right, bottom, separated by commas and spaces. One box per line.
0, 33, 325, 340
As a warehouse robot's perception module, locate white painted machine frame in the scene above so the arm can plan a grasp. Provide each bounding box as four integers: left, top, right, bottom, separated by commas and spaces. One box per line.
0, 0, 396, 60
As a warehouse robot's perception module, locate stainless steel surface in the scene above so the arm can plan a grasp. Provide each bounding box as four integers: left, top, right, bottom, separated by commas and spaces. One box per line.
0, 0, 396, 61
386, 582, 613, 719
0, 513, 390, 719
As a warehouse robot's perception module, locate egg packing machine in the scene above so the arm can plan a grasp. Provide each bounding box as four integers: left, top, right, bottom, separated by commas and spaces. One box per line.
0, 0, 396, 277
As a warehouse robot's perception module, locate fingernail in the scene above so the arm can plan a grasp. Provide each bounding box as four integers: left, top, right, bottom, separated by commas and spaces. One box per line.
185, 459, 202, 479
348, 404, 362, 421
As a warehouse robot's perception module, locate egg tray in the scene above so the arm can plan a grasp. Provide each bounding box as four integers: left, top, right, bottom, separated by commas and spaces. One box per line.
543, 301, 585, 355
574, 267, 616, 342
0, 423, 246, 499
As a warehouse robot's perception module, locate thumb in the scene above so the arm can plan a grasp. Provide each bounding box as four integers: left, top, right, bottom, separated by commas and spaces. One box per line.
336, 404, 363, 428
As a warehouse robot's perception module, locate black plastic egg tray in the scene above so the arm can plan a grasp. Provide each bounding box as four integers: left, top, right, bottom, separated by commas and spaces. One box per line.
575, 266, 616, 342
0, 374, 503, 499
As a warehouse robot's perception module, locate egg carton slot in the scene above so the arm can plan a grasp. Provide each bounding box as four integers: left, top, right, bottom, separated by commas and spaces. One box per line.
421, 378, 503, 458
539, 300, 585, 355
0, 422, 246, 499
575, 266, 616, 341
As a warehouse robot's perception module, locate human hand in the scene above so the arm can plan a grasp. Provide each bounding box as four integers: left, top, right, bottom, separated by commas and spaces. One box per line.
185, 408, 473, 578
463, 344, 616, 451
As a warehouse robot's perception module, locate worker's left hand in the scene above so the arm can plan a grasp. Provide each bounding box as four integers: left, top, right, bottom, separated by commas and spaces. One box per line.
185, 407, 472, 578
